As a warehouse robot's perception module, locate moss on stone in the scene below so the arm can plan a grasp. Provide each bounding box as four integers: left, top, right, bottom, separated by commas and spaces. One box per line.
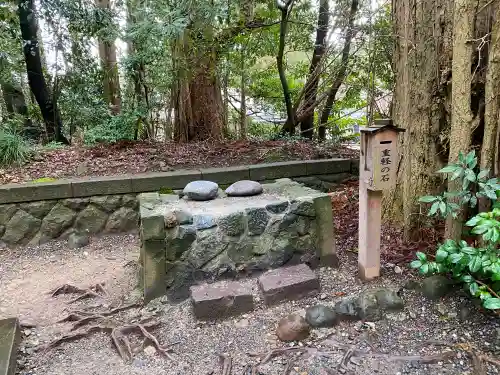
158, 187, 174, 194
31, 177, 57, 183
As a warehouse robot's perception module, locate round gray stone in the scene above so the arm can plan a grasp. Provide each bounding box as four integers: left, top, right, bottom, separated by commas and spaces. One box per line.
183, 181, 219, 201
68, 231, 90, 249
305, 305, 337, 327
420, 275, 454, 300
225, 180, 263, 197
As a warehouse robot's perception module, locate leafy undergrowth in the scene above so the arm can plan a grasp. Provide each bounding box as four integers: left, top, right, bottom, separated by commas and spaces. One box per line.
329, 180, 443, 264
0, 139, 357, 184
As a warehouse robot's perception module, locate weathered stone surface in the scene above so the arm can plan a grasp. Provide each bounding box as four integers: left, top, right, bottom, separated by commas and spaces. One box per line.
225, 180, 263, 197
90, 195, 122, 212
334, 298, 360, 321
19, 201, 56, 219
164, 211, 178, 229
39, 204, 76, 238
0, 317, 21, 375
193, 214, 217, 230
121, 194, 138, 208
141, 212, 166, 240
2, 210, 41, 243
289, 198, 315, 217
74, 205, 108, 234
246, 207, 269, 236
305, 305, 337, 327
276, 314, 310, 342
265, 201, 289, 214
226, 240, 256, 263
0, 204, 17, 226
105, 207, 138, 232
174, 209, 193, 225
68, 231, 90, 249
190, 281, 254, 319
62, 198, 89, 211
357, 288, 404, 320
166, 225, 196, 260
186, 229, 227, 268
0, 225, 4, 237
334, 288, 404, 322
183, 181, 219, 201
313, 194, 337, 267
142, 239, 166, 302
258, 264, 320, 305
218, 211, 245, 236
420, 275, 454, 300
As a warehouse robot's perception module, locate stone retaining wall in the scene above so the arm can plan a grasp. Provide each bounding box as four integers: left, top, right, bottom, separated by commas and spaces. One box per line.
0, 159, 357, 246
0, 195, 139, 246
139, 179, 337, 302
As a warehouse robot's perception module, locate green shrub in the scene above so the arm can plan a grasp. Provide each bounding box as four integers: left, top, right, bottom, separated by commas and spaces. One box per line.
0, 128, 32, 166
84, 111, 139, 145
412, 150, 500, 311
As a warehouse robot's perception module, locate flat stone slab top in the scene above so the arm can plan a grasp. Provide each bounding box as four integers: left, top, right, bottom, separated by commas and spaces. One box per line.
0, 317, 21, 375
190, 280, 254, 320
258, 263, 320, 305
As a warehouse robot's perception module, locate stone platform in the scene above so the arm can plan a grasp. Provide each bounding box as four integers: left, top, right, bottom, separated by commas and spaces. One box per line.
139, 179, 336, 302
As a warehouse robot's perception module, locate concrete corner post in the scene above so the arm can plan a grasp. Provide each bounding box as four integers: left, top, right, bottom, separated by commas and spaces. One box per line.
313, 194, 338, 267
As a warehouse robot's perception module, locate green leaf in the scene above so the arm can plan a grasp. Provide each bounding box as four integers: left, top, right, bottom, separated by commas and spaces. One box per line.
435, 248, 448, 262
465, 150, 476, 165
461, 275, 473, 283
452, 168, 464, 181
483, 298, 500, 310
465, 168, 476, 182
416, 252, 427, 262
410, 260, 422, 269
419, 196, 438, 203
469, 256, 482, 273
420, 263, 430, 274
429, 201, 439, 216
478, 169, 489, 181
449, 253, 464, 263
463, 177, 470, 191
466, 216, 482, 226
458, 152, 466, 163
461, 246, 478, 255
469, 282, 479, 296
437, 165, 459, 174
439, 201, 446, 215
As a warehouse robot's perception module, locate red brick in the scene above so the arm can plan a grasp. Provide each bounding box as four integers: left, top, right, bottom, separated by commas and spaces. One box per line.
190, 281, 254, 320
258, 264, 320, 305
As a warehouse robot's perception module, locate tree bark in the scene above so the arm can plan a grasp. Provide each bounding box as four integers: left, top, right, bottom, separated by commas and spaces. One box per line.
445, 0, 476, 241
277, 1, 296, 136
318, 0, 359, 142
172, 30, 223, 142
240, 50, 247, 139
480, 4, 500, 176
96, 0, 121, 114
383, 0, 451, 240
297, 0, 329, 140
18, 0, 68, 144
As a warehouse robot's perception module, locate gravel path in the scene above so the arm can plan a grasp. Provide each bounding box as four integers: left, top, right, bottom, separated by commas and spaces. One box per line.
1, 234, 499, 375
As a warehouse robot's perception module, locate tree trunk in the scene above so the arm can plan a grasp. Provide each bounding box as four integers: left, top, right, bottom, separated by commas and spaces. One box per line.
277, 2, 296, 136
383, 0, 452, 240
445, 0, 476, 241
318, 0, 359, 142
240, 52, 247, 139
172, 31, 223, 142
1, 81, 39, 139
480, 4, 500, 176
96, 0, 121, 114
18, 0, 68, 144
297, 0, 329, 140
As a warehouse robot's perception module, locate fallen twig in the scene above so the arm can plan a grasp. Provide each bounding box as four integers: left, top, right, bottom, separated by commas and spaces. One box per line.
51, 283, 107, 304
248, 347, 307, 365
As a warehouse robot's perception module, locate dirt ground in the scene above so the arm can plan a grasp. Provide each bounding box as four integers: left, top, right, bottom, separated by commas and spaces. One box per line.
0, 140, 357, 184
1, 233, 499, 375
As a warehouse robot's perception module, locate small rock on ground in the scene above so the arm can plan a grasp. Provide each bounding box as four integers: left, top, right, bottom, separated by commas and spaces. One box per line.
305, 304, 337, 327
67, 232, 89, 249
276, 314, 310, 342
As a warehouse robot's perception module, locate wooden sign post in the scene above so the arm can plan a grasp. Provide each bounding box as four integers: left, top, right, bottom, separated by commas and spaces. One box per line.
359, 119, 405, 280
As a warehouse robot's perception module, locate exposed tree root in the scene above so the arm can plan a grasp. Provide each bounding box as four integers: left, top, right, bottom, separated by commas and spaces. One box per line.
51, 283, 107, 304
45, 302, 174, 362
218, 353, 232, 375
